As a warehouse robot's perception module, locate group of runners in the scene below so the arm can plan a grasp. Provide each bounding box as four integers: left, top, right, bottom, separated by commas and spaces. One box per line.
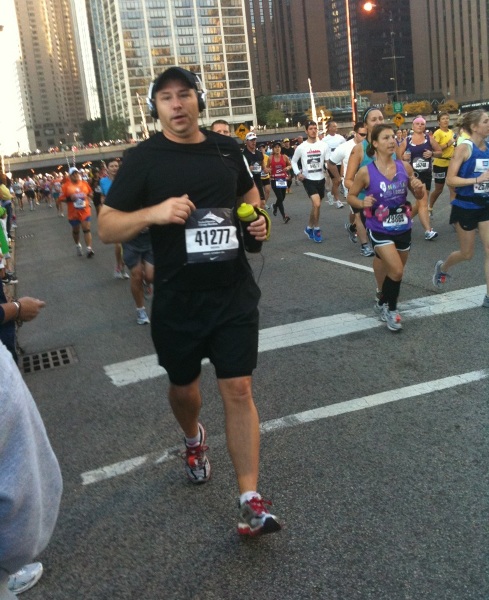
4, 67, 488, 552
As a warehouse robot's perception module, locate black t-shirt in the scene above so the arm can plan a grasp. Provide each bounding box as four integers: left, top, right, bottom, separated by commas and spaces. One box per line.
105, 130, 254, 291
242, 147, 264, 181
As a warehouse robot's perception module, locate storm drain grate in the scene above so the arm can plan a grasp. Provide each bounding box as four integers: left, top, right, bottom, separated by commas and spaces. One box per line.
20, 346, 78, 374
17, 233, 35, 239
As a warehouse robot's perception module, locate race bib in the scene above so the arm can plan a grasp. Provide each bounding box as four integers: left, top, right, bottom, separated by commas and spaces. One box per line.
307, 156, 323, 173
251, 162, 261, 174
413, 158, 430, 171
72, 192, 86, 209
381, 206, 409, 231
474, 181, 489, 194
275, 179, 287, 188
185, 208, 239, 264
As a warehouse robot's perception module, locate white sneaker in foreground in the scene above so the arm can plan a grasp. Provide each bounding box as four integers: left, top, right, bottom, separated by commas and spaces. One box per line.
136, 307, 150, 325
8, 563, 43, 594
238, 495, 282, 536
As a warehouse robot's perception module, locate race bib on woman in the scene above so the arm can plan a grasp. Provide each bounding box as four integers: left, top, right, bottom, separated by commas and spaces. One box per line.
185, 208, 239, 263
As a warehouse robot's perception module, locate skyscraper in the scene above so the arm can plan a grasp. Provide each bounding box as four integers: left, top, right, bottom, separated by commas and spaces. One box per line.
87, 0, 256, 138
13, 0, 99, 151
245, 0, 331, 97
411, 0, 489, 104
327, 0, 414, 101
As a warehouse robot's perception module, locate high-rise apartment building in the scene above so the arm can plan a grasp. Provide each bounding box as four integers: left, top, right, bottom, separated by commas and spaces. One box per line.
88, 0, 256, 138
411, 0, 489, 104
13, 0, 99, 151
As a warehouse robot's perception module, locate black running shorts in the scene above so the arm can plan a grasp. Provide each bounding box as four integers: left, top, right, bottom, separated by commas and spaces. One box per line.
151, 276, 261, 386
368, 229, 412, 252
449, 204, 489, 231
302, 178, 325, 200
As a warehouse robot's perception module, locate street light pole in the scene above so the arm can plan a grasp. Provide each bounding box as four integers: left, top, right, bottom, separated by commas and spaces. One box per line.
345, 0, 357, 122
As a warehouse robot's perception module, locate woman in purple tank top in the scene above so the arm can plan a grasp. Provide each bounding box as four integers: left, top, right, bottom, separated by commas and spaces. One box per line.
347, 124, 426, 332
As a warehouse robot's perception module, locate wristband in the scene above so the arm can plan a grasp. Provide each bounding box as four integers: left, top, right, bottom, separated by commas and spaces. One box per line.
255, 207, 272, 240
12, 300, 21, 323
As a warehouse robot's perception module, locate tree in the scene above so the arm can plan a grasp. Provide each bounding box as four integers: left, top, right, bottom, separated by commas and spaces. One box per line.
80, 118, 107, 144
107, 116, 129, 141
438, 99, 459, 113
266, 109, 286, 128
255, 96, 274, 126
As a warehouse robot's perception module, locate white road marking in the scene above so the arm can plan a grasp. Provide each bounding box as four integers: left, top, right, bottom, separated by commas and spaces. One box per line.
304, 252, 374, 272
81, 369, 488, 485
103, 286, 485, 387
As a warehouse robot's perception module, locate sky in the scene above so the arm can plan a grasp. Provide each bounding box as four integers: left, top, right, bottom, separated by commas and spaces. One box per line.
0, 0, 29, 156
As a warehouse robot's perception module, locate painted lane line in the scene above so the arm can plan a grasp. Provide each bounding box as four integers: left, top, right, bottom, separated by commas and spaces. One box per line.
103, 286, 485, 387
81, 369, 488, 485
305, 252, 374, 273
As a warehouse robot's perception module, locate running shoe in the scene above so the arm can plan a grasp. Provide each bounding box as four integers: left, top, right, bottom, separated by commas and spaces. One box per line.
114, 268, 125, 279
86, 248, 95, 258
381, 304, 402, 331
335, 200, 344, 209
283, 216, 290, 224
482, 295, 489, 308
360, 244, 375, 257
273, 204, 277, 216
1, 274, 17, 285
313, 228, 322, 243
6, 271, 18, 283
76, 243, 83, 256
136, 307, 150, 325
327, 192, 334, 206
8, 562, 43, 594
122, 268, 130, 280
424, 229, 438, 241
373, 301, 384, 318
182, 423, 210, 484
433, 260, 449, 289
238, 495, 282, 536
304, 226, 314, 240
345, 223, 357, 243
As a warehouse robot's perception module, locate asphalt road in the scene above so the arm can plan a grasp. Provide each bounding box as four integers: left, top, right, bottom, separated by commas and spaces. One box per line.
12, 183, 488, 600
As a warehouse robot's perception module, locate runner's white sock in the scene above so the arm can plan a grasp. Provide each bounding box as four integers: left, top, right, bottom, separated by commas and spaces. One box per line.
240, 491, 260, 506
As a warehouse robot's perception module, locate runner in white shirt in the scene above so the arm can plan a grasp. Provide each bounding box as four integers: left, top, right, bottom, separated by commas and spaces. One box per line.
328, 122, 374, 257
291, 121, 328, 243
322, 121, 346, 207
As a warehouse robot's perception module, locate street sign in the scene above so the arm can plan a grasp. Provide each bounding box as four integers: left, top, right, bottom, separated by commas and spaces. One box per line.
393, 113, 405, 128
235, 124, 249, 140
393, 101, 403, 114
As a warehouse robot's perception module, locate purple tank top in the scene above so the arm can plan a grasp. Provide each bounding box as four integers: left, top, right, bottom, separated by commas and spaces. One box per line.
406, 134, 432, 172
364, 160, 412, 234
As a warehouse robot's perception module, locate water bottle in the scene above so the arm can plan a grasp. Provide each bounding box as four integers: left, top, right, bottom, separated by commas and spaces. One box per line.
237, 203, 262, 253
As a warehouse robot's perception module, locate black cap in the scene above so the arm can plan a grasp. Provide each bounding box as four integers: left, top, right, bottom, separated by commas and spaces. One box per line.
151, 67, 200, 97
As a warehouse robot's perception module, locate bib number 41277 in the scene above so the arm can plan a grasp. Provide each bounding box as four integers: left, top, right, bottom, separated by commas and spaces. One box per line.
185, 208, 239, 263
